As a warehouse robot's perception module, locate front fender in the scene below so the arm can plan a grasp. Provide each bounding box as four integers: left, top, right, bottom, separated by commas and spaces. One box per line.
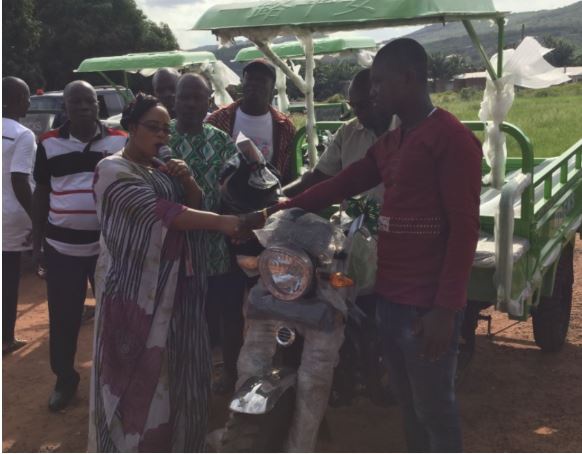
229, 367, 297, 415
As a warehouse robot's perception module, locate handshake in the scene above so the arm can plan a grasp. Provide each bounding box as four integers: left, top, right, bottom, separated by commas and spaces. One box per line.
221, 209, 270, 242
219, 194, 290, 241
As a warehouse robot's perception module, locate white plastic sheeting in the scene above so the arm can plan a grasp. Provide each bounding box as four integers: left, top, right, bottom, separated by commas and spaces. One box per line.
138, 61, 240, 108
480, 36, 571, 188
134, 67, 162, 77
494, 171, 531, 316
298, 33, 319, 167
356, 49, 375, 68
275, 66, 290, 113
479, 75, 514, 188
203, 60, 240, 107
491, 37, 572, 89
274, 60, 303, 113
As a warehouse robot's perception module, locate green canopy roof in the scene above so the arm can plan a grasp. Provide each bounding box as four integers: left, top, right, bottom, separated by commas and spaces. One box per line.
193, 0, 506, 34
75, 50, 217, 73
234, 36, 376, 62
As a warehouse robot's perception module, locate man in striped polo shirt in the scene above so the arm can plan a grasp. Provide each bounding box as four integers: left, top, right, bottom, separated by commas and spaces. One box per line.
32, 80, 127, 412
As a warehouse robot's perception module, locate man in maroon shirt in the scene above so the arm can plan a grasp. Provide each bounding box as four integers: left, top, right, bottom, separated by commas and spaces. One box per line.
244, 38, 482, 452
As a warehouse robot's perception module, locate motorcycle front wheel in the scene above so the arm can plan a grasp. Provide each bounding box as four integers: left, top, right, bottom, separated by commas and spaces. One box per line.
219, 389, 296, 452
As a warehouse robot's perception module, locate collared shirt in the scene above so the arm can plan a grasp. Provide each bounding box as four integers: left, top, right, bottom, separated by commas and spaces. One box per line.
315, 116, 401, 204
2, 118, 37, 251
315, 118, 382, 203
33, 121, 127, 256
168, 122, 237, 276
206, 100, 296, 184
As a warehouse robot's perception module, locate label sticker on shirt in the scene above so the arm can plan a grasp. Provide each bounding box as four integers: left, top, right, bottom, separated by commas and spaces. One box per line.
248, 136, 272, 160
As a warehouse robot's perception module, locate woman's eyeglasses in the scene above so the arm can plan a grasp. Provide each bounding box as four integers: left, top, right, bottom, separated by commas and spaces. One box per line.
139, 122, 171, 135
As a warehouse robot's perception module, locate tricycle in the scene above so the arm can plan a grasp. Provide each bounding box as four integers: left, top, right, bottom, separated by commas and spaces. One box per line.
193, 0, 582, 449
195, 0, 582, 353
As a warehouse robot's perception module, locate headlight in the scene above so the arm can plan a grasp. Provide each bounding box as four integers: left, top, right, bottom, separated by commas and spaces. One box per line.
258, 246, 313, 301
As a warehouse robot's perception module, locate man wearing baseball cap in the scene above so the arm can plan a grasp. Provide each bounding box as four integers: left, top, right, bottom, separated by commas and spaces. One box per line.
206, 58, 295, 184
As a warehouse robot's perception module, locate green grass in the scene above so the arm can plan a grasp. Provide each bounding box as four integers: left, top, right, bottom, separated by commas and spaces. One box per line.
289, 83, 582, 158
433, 83, 582, 157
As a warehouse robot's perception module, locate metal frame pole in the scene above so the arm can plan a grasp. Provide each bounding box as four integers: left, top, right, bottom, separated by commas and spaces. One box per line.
462, 20, 498, 81
98, 71, 132, 104
497, 18, 505, 78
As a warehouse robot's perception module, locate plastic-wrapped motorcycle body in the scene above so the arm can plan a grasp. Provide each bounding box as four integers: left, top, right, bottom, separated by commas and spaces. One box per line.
217, 208, 388, 452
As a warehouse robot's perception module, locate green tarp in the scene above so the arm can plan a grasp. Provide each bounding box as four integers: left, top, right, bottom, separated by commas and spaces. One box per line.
234, 36, 376, 62
75, 51, 217, 73
193, 0, 506, 33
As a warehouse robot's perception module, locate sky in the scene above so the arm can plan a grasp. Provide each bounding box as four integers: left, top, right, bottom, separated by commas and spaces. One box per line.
134, 0, 580, 50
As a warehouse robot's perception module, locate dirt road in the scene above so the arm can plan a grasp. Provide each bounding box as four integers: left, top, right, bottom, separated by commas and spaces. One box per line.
3, 242, 582, 452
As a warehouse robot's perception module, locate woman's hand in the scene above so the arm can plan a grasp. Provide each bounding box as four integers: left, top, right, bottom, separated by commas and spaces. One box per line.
228, 211, 270, 244
239, 211, 267, 231
218, 209, 277, 240
218, 215, 245, 239
219, 214, 265, 242
164, 159, 194, 185
164, 159, 203, 209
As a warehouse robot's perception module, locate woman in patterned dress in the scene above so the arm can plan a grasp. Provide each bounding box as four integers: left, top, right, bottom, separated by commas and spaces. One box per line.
88, 94, 240, 452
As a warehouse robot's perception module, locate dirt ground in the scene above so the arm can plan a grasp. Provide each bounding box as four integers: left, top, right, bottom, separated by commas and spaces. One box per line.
3, 241, 582, 453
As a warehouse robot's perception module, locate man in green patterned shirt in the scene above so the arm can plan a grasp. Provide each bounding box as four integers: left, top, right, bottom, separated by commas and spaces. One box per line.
169, 73, 245, 393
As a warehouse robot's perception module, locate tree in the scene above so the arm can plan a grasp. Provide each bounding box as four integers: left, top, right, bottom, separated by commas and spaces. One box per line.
542, 35, 575, 67
35, 0, 179, 90
428, 52, 475, 91
3, 0, 179, 90
428, 52, 474, 81
2, 0, 43, 87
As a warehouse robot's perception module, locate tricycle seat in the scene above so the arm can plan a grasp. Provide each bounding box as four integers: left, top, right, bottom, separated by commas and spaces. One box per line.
473, 232, 529, 269
479, 158, 563, 218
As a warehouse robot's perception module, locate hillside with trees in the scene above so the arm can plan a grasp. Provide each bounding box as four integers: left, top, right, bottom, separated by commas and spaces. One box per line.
191, 2, 582, 100
404, 1, 582, 64
4, 1, 580, 95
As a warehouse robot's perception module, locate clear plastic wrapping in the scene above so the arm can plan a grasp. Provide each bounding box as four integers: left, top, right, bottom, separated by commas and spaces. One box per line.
254, 208, 345, 264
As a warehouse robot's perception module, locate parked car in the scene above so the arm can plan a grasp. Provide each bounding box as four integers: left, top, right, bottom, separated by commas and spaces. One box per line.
21, 86, 134, 138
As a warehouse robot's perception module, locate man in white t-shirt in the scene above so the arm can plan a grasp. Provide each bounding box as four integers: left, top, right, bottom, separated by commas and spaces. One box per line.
231, 99, 274, 162
2, 76, 36, 355
207, 59, 296, 184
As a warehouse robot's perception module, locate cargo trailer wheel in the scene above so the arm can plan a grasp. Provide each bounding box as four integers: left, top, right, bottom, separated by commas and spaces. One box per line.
532, 242, 574, 352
